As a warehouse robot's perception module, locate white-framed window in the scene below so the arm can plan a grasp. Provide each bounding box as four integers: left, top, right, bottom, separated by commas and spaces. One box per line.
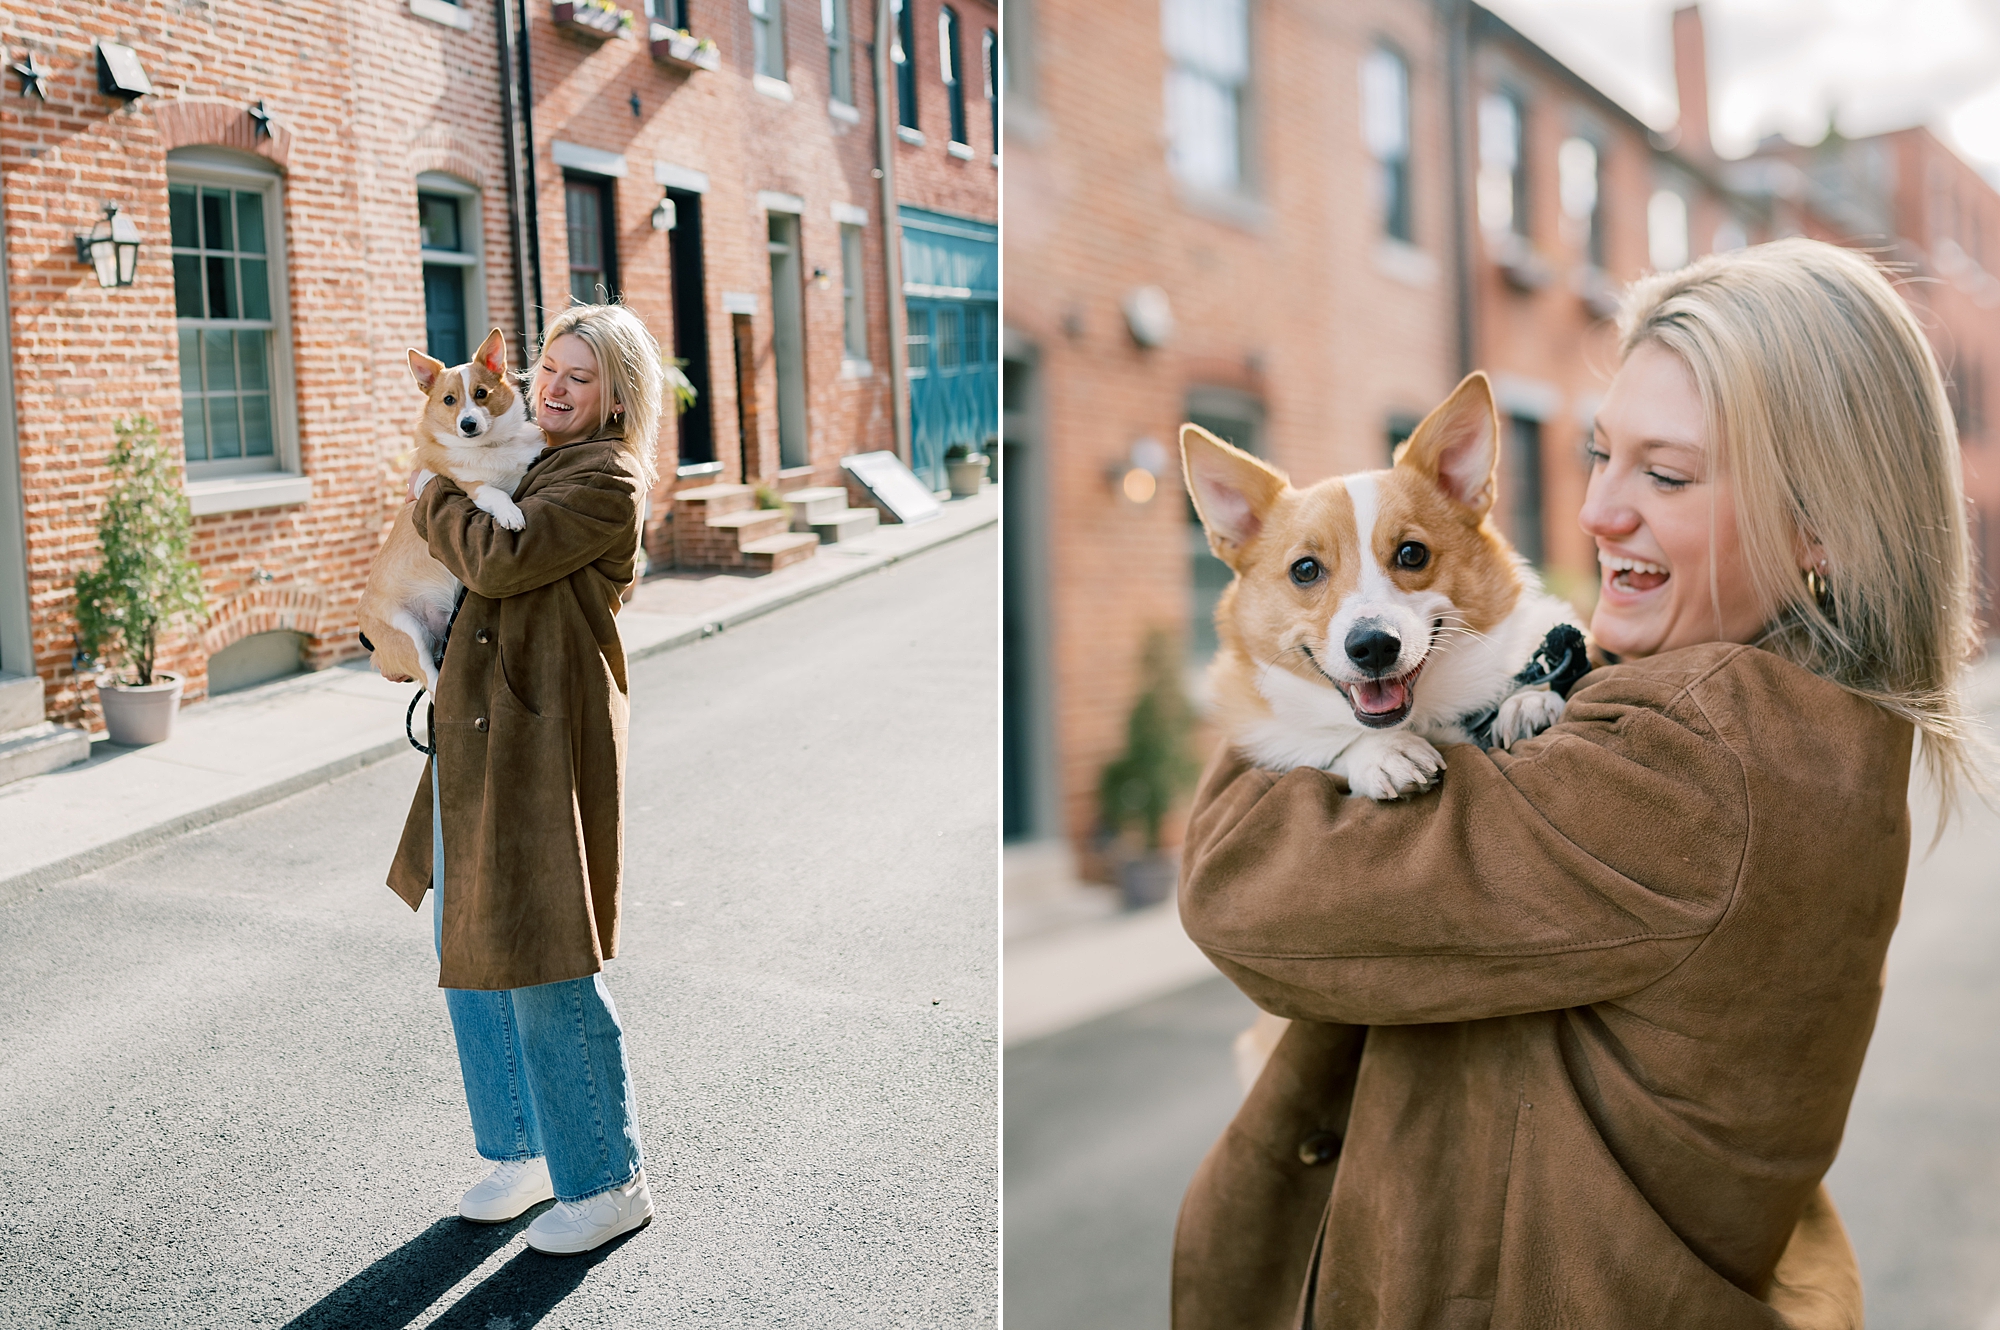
940, 6, 967, 147
168, 148, 297, 480
416, 172, 487, 367
840, 222, 867, 366
1557, 136, 1602, 265
751, 0, 786, 81
892, 0, 917, 130
1162, 0, 1249, 194
822, 0, 852, 106
983, 26, 998, 155
1477, 91, 1526, 237
1648, 188, 1689, 271
1360, 45, 1411, 243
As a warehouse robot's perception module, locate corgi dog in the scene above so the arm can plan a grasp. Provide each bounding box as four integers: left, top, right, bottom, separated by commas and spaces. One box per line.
1181, 371, 1586, 1090
358, 328, 544, 691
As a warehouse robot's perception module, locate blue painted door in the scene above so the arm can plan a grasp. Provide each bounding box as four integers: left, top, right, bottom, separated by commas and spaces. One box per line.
900, 207, 997, 490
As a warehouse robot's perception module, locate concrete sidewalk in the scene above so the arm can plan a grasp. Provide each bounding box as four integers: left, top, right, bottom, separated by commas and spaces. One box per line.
0, 485, 995, 893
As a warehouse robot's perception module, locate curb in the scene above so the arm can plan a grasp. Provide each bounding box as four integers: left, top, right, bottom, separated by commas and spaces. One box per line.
0, 512, 996, 897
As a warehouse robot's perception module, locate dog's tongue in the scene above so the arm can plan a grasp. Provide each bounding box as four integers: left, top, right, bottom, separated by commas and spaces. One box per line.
1350, 677, 1409, 716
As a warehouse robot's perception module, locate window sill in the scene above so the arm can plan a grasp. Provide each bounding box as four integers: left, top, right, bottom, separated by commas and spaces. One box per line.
1373, 239, 1438, 290
827, 97, 861, 124
186, 472, 313, 517
408, 0, 471, 29
841, 358, 873, 379
896, 126, 925, 146
753, 75, 794, 103
1172, 182, 1268, 233
947, 141, 974, 160
676, 460, 724, 480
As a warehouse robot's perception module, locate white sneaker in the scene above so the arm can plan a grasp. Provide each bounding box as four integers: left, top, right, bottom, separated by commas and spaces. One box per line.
525, 1169, 654, 1255
457, 1157, 554, 1223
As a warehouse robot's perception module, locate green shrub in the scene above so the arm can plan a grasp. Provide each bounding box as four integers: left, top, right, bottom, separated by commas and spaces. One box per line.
1098, 630, 1201, 851
73, 416, 207, 686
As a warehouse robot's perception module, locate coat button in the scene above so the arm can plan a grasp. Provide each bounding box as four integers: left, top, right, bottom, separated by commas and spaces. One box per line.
1298, 1132, 1340, 1166
474, 717, 489, 732
474, 629, 491, 644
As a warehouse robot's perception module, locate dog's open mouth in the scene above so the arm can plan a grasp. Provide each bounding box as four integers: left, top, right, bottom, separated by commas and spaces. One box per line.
1345, 660, 1423, 728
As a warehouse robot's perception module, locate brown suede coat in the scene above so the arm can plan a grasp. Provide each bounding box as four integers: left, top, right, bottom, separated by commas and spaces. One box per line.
1176, 643, 1913, 1330
385, 437, 640, 991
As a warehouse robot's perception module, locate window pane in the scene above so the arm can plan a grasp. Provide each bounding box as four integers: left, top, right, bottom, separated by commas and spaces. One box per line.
566, 183, 601, 269
208, 400, 242, 459
424, 264, 468, 364
204, 329, 237, 392
242, 393, 273, 457
1162, 0, 1247, 82
239, 258, 271, 321
169, 186, 198, 249
1361, 49, 1409, 162
173, 254, 205, 319
183, 398, 208, 462
235, 191, 265, 254
238, 331, 270, 392
1165, 68, 1240, 192
178, 329, 201, 392
937, 307, 961, 369
419, 193, 462, 252
200, 188, 233, 251
205, 255, 236, 320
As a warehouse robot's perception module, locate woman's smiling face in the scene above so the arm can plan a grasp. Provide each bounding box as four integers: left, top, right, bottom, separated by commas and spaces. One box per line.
535, 333, 613, 443
1579, 341, 1768, 659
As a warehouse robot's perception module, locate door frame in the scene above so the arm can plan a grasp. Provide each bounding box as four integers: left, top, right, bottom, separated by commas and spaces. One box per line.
765, 209, 809, 470
0, 156, 31, 681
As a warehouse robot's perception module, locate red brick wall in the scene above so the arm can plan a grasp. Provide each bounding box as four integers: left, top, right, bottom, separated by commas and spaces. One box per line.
1007, 0, 1458, 859
3, 0, 994, 727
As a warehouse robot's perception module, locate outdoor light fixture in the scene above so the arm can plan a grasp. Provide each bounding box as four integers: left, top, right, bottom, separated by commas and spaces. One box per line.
650, 193, 677, 231
75, 203, 141, 288
1113, 436, 1169, 505
1122, 284, 1175, 349
811, 266, 831, 289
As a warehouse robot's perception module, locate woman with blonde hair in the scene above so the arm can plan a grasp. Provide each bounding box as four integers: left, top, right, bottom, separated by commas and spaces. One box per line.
386, 302, 665, 1255
1173, 238, 1983, 1326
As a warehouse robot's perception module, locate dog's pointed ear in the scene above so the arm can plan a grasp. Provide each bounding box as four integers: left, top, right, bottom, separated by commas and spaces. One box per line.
475, 328, 508, 376
1397, 371, 1501, 517
407, 348, 446, 394
1181, 424, 1289, 569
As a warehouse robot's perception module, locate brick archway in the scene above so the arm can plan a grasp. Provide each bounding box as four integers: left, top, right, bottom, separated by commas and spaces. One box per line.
199, 583, 327, 657
408, 129, 489, 191
153, 98, 294, 170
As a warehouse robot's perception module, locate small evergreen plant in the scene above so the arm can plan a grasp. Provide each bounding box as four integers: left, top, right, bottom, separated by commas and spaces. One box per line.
1098, 629, 1202, 852
74, 416, 207, 686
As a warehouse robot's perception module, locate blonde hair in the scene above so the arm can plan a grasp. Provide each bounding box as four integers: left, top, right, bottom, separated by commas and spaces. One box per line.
1618, 238, 1985, 823
532, 303, 665, 489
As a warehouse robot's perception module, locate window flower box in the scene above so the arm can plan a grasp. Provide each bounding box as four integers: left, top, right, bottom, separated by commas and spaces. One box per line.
649, 24, 719, 70
553, 0, 633, 39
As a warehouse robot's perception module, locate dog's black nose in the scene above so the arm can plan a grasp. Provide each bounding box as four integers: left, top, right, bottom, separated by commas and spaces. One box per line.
1345, 627, 1402, 675
458, 417, 480, 436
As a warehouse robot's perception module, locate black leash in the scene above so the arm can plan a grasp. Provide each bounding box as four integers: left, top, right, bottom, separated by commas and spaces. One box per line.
363, 586, 470, 758
1463, 623, 1590, 750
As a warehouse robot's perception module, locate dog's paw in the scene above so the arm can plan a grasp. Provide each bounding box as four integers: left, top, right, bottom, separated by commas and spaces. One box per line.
1493, 688, 1566, 749
472, 486, 527, 531
1338, 730, 1445, 800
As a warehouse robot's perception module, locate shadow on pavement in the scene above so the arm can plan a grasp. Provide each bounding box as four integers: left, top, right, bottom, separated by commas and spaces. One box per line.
280, 1208, 547, 1330
425, 1227, 640, 1329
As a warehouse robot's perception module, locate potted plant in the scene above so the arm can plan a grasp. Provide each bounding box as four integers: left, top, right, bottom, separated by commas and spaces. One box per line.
73, 416, 208, 746
649, 25, 719, 69
944, 441, 989, 498
554, 0, 634, 39
1097, 630, 1201, 907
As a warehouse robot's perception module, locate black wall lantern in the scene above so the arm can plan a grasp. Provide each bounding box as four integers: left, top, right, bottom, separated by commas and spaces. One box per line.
76, 204, 141, 288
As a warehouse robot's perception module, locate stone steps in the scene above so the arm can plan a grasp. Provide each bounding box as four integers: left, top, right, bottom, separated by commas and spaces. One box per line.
672, 481, 822, 573
740, 532, 821, 573
783, 485, 881, 544
0, 674, 88, 788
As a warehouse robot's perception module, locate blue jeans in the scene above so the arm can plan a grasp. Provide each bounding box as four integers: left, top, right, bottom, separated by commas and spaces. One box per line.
431, 761, 645, 1203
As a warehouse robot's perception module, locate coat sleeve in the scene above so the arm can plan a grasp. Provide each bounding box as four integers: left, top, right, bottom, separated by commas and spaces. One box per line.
1179, 662, 1752, 1026
412, 459, 637, 600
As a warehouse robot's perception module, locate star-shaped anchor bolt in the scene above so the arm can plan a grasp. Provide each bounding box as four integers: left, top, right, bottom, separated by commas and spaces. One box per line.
11, 51, 49, 101
248, 99, 275, 139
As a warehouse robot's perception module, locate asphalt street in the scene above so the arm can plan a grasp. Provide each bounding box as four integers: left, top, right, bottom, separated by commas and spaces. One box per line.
1005, 702, 2000, 1330
0, 526, 998, 1328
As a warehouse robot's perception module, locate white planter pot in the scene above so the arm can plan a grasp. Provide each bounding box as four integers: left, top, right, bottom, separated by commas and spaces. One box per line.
946, 455, 989, 498
98, 673, 184, 746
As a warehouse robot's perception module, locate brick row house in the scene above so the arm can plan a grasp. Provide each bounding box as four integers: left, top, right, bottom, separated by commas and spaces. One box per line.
1003, 0, 2000, 885
0, 0, 996, 750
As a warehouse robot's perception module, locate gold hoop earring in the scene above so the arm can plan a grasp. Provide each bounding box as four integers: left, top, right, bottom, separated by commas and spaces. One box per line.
1803, 565, 1833, 616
